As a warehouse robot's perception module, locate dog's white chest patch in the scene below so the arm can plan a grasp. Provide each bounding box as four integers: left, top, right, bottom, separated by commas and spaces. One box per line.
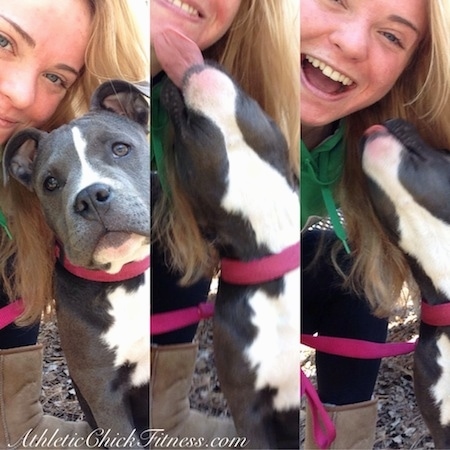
432, 333, 450, 426
223, 151, 300, 252
364, 136, 450, 297
245, 269, 300, 411
101, 270, 150, 387
185, 68, 299, 252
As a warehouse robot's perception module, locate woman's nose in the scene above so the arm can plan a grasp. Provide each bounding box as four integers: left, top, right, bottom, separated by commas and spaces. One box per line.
0, 71, 36, 109
330, 22, 369, 61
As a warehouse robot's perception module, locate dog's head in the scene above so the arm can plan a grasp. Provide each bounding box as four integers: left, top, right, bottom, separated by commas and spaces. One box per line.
161, 63, 299, 258
362, 118, 450, 296
3, 80, 150, 272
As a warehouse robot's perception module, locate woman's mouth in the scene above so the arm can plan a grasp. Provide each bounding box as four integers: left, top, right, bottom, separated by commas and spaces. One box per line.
164, 0, 202, 18
0, 116, 18, 129
302, 54, 355, 95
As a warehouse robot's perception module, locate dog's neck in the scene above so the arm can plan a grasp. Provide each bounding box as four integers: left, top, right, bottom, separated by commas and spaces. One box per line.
407, 255, 450, 307
388, 188, 450, 306
212, 157, 299, 264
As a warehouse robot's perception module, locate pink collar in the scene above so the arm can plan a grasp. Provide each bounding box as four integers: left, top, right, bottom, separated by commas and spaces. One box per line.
220, 241, 300, 285
55, 244, 150, 282
421, 300, 450, 326
151, 242, 300, 334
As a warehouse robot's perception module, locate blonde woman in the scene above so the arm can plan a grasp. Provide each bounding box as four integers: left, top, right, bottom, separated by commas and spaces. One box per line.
0, 0, 148, 447
151, 0, 299, 443
301, 0, 450, 448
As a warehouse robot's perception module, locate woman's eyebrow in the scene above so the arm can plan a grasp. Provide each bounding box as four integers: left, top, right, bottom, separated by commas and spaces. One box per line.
0, 14, 35, 48
388, 14, 420, 35
55, 63, 81, 77
0, 15, 80, 76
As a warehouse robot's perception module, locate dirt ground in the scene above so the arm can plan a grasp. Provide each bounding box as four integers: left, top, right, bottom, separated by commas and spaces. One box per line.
301, 301, 435, 450
39, 293, 229, 424
40, 293, 433, 449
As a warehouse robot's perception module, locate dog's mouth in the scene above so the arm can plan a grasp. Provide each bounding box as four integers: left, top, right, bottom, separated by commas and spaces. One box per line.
301, 54, 355, 95
363, 124, 389, 139
97, 231, 131, 249
362, 119, 430, 161
93, 231, 149, 267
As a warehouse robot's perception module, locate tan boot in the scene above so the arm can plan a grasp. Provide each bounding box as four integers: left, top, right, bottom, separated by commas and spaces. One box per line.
0, 344, 91, 450
150, 342, 236, 449
304, 398, 377, 449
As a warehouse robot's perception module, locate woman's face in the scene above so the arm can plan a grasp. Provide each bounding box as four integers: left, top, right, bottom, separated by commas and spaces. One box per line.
301, 0, 427, 128
151, 0, 242, 51
0, 0, 92, 145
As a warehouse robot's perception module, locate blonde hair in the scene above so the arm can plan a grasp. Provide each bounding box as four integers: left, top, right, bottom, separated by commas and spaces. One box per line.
338, 0, 450, 316
0, 0, 149, 325
153, 0, 300, 283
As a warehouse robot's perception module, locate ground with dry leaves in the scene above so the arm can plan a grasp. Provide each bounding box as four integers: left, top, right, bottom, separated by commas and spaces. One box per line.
38, 293, 229, 425
301, 301, 435, 450
40, 295, 434, 449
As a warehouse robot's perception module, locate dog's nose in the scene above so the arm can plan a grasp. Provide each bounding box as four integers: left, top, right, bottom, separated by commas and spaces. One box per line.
74, 183, 112, 220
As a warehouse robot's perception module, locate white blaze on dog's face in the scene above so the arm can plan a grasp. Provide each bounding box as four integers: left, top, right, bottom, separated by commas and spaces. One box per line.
363, 125, 450, 299
3, 80, 150, 273
183, 67, 300, 253
70, 126, 149, 273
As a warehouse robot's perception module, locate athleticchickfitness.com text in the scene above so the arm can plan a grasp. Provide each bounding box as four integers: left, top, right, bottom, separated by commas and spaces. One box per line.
9, 428, 249, 449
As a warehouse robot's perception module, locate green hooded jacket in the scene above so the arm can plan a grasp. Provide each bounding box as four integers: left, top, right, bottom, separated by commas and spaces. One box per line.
301, 123, 349, 252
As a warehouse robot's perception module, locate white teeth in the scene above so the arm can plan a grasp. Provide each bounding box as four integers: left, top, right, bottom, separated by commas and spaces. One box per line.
305, 55, 353, 86
167, 0, 199, 17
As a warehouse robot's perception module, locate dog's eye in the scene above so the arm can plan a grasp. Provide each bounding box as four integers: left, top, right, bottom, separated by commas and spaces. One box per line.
112, 143, 130, 157
44, 176, 59, 191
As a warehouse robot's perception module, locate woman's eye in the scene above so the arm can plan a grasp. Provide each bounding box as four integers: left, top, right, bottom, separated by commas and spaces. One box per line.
329, 0, 345, 7
0, 34, 12, 50
112, 143, 130, 157
45, 73, 66, 87
44, 176, 59, 191
381, 31, 403, 48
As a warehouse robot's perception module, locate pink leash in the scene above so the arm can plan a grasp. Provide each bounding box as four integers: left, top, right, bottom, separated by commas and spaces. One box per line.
302, 299, 450, 448
0, 299, 24, 330
151, 241, 300, 335
301, 334, 417, 359
301, 370, 336, 449
302, 334, 417, 449
151, 302, 215, 335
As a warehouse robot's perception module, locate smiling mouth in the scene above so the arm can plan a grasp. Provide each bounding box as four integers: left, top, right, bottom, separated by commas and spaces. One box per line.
165, 0, 202, 18
302, 54, 355, 94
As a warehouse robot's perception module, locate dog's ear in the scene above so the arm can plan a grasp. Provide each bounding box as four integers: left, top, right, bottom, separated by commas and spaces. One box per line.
90, 79, 149, 130
2, 128, 47, 191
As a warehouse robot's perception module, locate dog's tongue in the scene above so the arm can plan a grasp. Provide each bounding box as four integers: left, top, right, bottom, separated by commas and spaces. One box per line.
303, 61, 343, 94
153, 29, 204, 88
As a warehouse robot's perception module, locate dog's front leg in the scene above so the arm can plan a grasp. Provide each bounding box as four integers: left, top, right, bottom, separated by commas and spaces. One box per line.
56, 309, 144, 447
213, 308, 275, 449
414, 324, 450, 449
